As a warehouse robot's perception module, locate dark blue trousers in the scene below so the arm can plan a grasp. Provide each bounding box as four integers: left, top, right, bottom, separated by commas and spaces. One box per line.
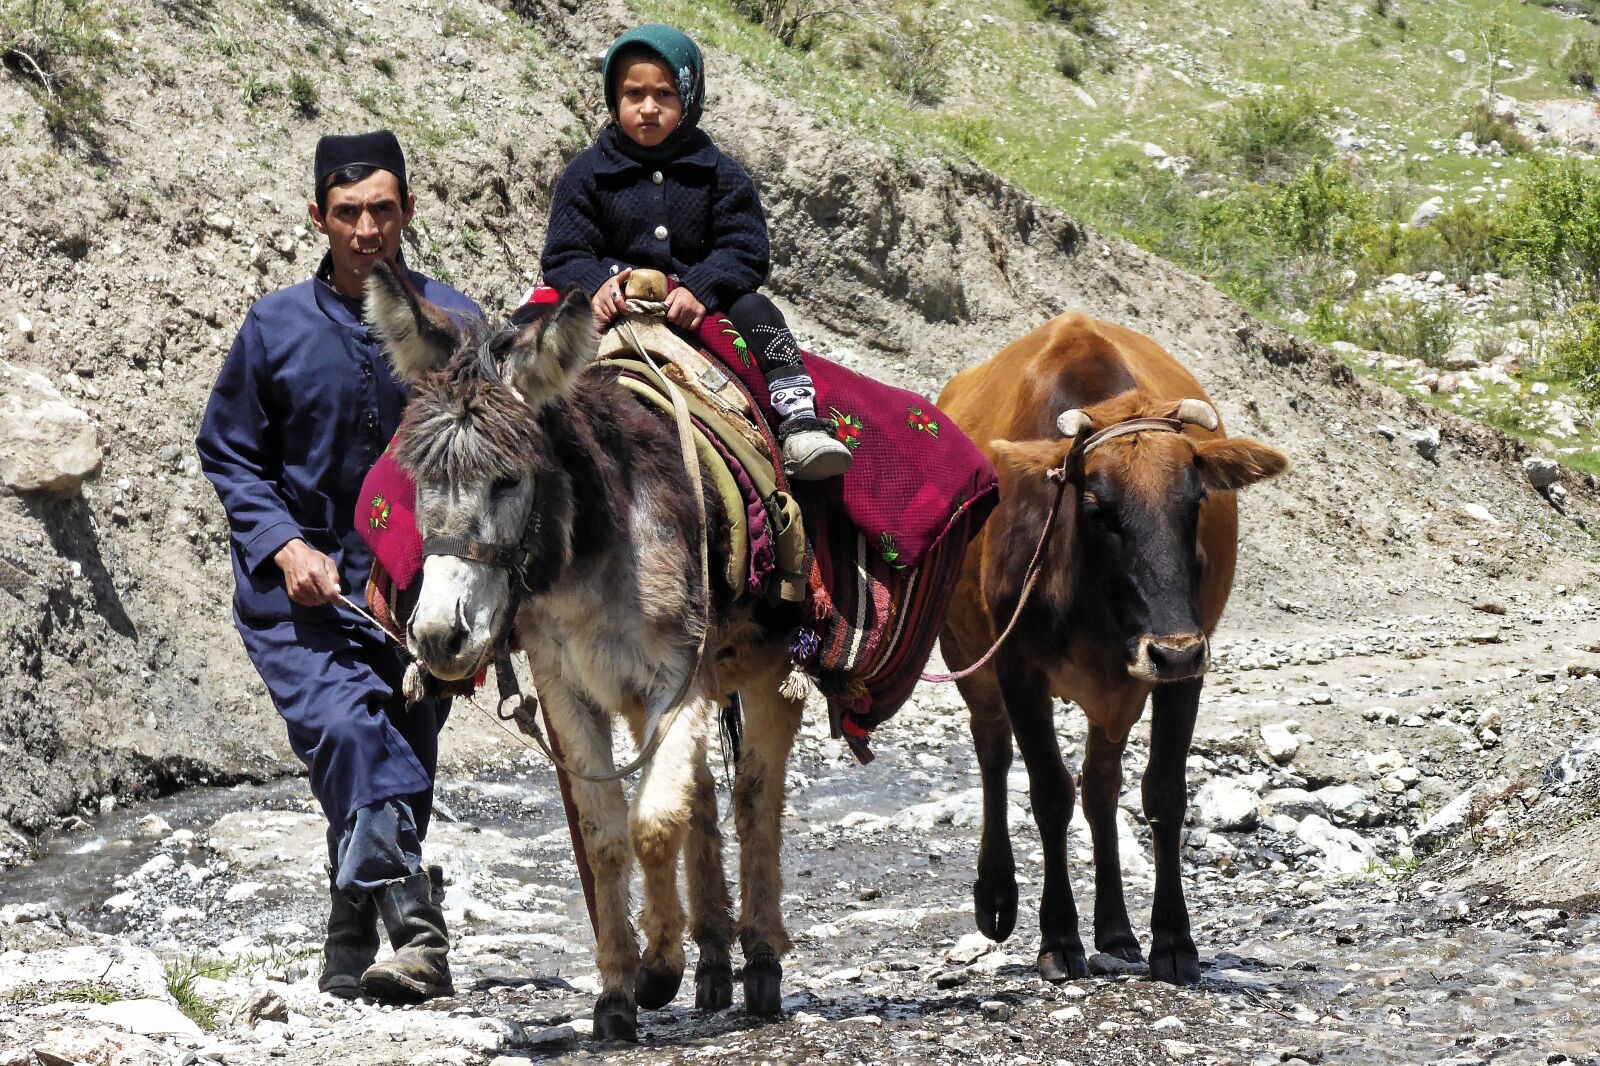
236, 613, 448, 891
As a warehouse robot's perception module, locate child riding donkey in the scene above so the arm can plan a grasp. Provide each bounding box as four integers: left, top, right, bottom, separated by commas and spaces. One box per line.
541, 24, 852, 481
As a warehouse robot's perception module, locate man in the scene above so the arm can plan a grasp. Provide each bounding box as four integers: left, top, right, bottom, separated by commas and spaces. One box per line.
197, 130, 479, 1004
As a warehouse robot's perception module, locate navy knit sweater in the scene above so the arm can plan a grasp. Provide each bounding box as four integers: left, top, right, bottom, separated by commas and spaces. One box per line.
541, 125, 770, 314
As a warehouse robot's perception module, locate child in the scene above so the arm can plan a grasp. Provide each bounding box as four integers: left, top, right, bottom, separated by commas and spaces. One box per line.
540, 24, 852, 481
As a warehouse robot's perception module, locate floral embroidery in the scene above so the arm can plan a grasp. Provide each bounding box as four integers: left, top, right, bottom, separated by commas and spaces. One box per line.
879, 531, 905, 569
906, 406, 940, 438
829, 407, 865, 450
721, 326, 751, 367
368, 494, 391, 531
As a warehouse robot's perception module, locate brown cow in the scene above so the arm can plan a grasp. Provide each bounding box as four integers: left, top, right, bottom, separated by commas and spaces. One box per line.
937, 312, 1288, 986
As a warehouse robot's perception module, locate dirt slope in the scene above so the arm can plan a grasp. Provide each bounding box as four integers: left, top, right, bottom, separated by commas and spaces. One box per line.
1, 0, 1597, 851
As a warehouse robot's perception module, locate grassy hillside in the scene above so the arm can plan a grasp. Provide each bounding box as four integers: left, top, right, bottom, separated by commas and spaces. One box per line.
630, 0, 1600, 468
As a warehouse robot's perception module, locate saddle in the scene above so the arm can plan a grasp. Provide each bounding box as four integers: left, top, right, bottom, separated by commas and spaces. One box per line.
597, 271, 807, 607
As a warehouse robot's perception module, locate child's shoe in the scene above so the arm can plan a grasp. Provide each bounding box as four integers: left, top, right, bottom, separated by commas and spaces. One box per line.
780, 419, 853, 481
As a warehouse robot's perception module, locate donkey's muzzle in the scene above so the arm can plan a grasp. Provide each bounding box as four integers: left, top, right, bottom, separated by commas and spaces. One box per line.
409, 599, 485, 682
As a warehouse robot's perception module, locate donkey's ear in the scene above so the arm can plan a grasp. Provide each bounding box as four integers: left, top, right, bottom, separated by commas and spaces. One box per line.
365, 262, 462, 382
503, 289, 598, 407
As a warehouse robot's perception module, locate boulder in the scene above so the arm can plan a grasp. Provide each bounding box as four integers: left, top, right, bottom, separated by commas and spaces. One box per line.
1409, 197, 1445, 228
0, 360, 101, 495
1315, 784, 1382, 827
1259, 721, 1300, 765
1414, 785, 1481, 850
1523, 456, 1560, 491
1190, 777, 1260, 832
1534, 99, 1600, 152
1295, 815, 1377, 876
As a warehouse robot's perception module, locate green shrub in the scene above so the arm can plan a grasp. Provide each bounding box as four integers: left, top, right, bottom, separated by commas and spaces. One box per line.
1267, 160, 1376, 262
1315, 293, 1459, 365
1561, 34, 1600, 91
1055, 37, 1087, 81
729, 0, 842, 49
288, 71, 317, 114
1543, 303, 1600, 402
0, 0, 113, 139
1027, 0, 1103, 36
881, 10, 948, 106
1201, 88, 1330, 179
1456, 102, 1530, 155
1505, 157, 1600, 303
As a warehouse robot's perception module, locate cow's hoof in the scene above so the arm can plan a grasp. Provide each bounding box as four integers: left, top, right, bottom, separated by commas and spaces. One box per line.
1037, 946, 1089, 983
635, 962, 683, 1010
742, 954, 783, 1017
695, 960, 733, 1012
973, 875, 1018, 942
1148, 943, 1201, 986
592, 991, 638, 1042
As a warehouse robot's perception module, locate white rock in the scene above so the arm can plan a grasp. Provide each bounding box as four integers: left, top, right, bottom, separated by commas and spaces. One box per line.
1295, 815, 1378, 876
0, 946, 169, 1000
133, 814, 172, 838
1447, 48, 1468, 63
946, 932, 994, 965
1262, 788, 1323, 820
1415, 785, 1481, 850
1260, 721, 1300, 764
224, 881, 266, 903
1409, 197, 1445, 228
1141, 142, 1169, 159
1461, 502, 1498, 524
1364, 750, 1406, 775
1190, 777, 1260, 832
1406, 426, 1440, 460
1315, 784, 1380, 827
85, 998, 205, 1039
0, 360, 102, 495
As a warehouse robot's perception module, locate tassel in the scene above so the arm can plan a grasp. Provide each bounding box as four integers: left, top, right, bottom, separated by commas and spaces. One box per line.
778, 671, 812, 702
403, 662, 427, 706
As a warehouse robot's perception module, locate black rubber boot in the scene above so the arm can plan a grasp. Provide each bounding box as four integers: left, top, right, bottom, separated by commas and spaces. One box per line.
361, 871, 454, 1004
318, 870, 380, 999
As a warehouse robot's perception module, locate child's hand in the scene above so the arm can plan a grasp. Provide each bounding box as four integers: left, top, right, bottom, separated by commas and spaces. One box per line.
665, 286, 706, 331
592, 268, 633, 332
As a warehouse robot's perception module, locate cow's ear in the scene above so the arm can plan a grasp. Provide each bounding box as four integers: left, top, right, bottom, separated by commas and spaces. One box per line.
989, 439, 1072, 480
503, 289, 598, 408
366, 262, 462, 381
1195, 437, 1289, 492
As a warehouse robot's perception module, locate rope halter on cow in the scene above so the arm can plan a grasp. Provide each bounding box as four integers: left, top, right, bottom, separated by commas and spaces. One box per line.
920, 397, 1220, 684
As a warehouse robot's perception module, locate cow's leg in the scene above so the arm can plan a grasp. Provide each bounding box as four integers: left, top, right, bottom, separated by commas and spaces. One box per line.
1001, 658, 1087, 982
626, 699, 708, 1011
540, 681, 640, 1040
684, 708, 734, 1012
1144, 678, 1202, 986
950, 656, 1017, 942
731, 673, 802, 1017
1081, 721, 1140, 962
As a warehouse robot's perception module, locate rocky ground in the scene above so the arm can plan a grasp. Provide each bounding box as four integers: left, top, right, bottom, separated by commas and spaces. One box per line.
7, 0, 1600, 1062
8, 603, 1600, 1066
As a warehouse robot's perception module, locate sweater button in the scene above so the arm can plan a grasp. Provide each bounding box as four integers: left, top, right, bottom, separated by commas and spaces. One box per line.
654, 225, 669, 240
652, 170, 663, 184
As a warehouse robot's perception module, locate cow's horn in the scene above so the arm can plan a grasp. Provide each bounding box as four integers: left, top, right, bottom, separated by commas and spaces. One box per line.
1175, 399, 1219, 431
1057, 409, 1095, 438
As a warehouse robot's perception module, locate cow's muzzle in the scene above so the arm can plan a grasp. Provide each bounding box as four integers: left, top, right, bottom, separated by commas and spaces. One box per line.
1129, 633, 1210, 682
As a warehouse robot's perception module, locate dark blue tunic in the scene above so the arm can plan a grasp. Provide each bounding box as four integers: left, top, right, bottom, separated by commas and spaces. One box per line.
197, 258, 480, 856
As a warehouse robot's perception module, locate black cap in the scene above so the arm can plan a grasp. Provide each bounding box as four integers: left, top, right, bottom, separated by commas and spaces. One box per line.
313, 129, 407, 192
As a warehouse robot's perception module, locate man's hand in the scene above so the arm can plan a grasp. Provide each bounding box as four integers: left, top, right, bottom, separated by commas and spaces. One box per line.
664, 286, 706, 331
274, 538, 342, 607
591, 268, 633, 333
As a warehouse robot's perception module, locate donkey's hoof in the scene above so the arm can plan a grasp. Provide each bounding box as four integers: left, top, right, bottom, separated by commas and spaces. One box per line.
973, 875, 1018, 942
695, 961, 733, 1012
592, 992, 638, 1042
1037, 946, 1089, 983
742, 955, 783, 1017
635, 963, 684, 1010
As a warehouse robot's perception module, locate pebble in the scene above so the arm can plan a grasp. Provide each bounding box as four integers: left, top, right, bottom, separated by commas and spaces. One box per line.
980, 1000, 1013, 1022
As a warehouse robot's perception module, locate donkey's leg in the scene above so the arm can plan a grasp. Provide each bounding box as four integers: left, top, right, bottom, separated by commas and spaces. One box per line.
1000, 653, 1088, 983
625, 699, 708, 1011
541, 681, 640, 1040
1144, 678, 1202, 986
730, 673, 803, 1017
1081, 721, 1140, 962
685, 704, 735, 1011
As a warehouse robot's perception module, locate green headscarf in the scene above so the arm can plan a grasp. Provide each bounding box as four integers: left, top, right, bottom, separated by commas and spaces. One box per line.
602, 24, 706, 136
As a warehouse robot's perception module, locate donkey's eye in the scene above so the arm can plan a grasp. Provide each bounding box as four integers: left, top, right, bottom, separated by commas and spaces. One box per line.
490, 478, 520, 498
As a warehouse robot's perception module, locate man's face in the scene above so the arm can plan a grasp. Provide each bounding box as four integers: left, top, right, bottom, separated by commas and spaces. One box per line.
615, 55, 683, 149
309, 169, 414, 287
